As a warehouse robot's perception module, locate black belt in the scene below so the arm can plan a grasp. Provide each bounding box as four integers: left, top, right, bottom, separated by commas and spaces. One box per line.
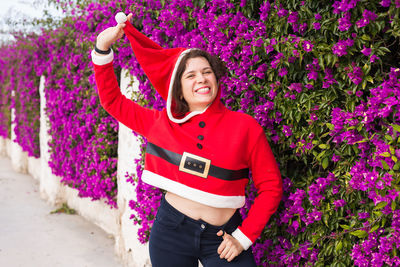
146, 142, 249, 181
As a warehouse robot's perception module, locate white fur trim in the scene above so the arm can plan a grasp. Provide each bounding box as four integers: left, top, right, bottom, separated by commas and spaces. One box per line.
166, 49, 210, 124
231, 228, 253, 251
91, 49, 114, 65
142, 170, 245, 208
115, 12, 127, 24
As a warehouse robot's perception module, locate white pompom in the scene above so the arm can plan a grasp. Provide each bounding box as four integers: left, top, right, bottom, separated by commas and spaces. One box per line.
115, 12, 127, 24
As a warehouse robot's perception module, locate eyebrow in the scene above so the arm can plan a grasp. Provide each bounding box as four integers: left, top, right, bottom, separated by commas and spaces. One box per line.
183, 67, 213, 75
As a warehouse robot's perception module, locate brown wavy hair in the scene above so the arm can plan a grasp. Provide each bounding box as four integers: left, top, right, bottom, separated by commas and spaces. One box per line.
171, 49, 226, 116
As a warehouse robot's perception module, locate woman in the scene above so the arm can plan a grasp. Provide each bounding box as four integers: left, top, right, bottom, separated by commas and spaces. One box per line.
92, 13, 282, 267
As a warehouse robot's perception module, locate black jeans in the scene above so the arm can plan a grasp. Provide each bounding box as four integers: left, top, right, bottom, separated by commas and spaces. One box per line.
149, 195, 257, 267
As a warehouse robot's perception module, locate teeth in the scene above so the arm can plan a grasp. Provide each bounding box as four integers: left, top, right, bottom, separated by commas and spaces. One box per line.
196, 87, 210, 93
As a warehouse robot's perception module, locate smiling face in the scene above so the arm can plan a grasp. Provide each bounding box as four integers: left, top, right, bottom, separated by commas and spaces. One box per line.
180, 57, 218, 112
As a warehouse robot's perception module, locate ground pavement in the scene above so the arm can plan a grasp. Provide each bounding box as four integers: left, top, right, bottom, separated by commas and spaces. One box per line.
0, 156, 122, 267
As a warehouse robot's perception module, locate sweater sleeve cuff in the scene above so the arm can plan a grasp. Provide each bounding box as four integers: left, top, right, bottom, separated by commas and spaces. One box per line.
231, 228, 253, 251
91, 49, 114, 65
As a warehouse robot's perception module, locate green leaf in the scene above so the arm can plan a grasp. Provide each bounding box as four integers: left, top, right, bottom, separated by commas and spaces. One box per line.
362, 79, 367, 90
317, 150, 326, 160
393, 161, 400, 171
374, 211, 383, 217
369, 224, 379, 233
323, 214, 329, 227
350, 230, 368, 238
322, 157, 329, 169
392, 124, 400, 133
326, 244, 334, 256
381, 160, 390, 170
50, 203, 76, 214
340, 224, 350, 230
326, 123, 334, 130
380, 152, 391, 157
365, 76, 374, 84
374, 201, 388, 210
335, 241, 343, 252
361, 34, 371, 41
385, 135, 393, 141
319, 144, 328, 149
381, 217, 387, 227
312, 234, 320, 244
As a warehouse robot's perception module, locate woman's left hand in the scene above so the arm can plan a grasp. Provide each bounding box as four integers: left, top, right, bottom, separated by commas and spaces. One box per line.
216, 230, 244, 262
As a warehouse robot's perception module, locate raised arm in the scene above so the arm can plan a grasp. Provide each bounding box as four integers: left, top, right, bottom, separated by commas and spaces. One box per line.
92, 13, 159, 137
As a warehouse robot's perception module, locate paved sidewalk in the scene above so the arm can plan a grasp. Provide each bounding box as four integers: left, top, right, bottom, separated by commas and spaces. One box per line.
0, 156, 122, 267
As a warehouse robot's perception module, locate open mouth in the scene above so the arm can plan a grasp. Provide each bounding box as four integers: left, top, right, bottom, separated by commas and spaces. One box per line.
195, 86, 211, 95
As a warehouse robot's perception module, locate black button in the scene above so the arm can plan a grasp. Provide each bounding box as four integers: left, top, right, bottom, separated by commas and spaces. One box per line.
197, 143, 203, 149
197, 135, 204, 140
199, 121, 206, 128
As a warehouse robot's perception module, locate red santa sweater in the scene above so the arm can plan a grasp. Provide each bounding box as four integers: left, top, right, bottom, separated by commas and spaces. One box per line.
92, 39, 282, 251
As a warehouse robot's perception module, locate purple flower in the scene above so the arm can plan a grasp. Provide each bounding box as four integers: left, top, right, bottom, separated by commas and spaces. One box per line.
288, 12, 299, 24
348, 64, 363, 85
356, 10, 378, 28
332, 0, 360, 13
308, 174, 336, 206
332, 39, 353, 57
370, 54, 379, 63
323, 68, 337, 88
361, 46, 372, 56
380, 0, 391, 7
306, 58, 320, 81
332, 185, 341, 194
287, 220, 300, 235
338, 12, 352, 31
304, 209, 322, 225
278, 67, 288, 77
277, 8, 288, 17
288, 56, 296, 63
333, 199, 347, 208
307, 70, 318, 80
332, 154, 341, 162
283, 125, 293, 137
305, 83, 314, 90
299, 23, 308, 35
259, 1, 271, 21
288, 83, 302, 93
265, 44, 274, 54
359, 212, 370, 219
303, 40, 313, 52
254, 63, 268, 79
310, 113, 318, 121
315, 13, 322, 20
313, 22, 321, 30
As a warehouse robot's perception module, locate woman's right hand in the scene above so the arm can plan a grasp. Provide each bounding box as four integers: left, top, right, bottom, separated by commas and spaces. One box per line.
96, 13, 133, 51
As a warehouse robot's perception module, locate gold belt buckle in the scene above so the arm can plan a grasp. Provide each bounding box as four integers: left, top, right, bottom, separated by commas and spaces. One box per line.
179, 152, 211, 178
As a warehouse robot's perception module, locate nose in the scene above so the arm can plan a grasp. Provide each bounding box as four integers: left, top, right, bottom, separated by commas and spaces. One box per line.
196, 74, 206, 83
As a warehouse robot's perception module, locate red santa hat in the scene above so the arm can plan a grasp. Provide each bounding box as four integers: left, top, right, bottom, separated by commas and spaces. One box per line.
116, 12, 211, 124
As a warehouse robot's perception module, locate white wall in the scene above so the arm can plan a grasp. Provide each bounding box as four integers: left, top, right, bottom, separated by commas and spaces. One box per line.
115, 69, 151, 267
10, 89, 28, 174
1, 71, 151, 267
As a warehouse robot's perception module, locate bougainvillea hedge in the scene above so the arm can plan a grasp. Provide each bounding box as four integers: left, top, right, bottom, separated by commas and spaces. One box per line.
1, 0, 400, 266
0, 33, 41, 157
40, 22, 119, 206
1, 11, 120, 205
0, 43, 13, 139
